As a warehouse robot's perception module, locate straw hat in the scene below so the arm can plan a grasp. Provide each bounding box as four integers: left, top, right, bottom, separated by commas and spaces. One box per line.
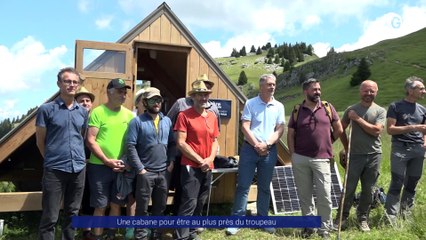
196, 74, 214, 88
188, 80, 212, 95
75, 87, 95, 102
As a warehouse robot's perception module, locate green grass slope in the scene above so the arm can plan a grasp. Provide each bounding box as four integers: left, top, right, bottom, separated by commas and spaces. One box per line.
218, 27, 426, 112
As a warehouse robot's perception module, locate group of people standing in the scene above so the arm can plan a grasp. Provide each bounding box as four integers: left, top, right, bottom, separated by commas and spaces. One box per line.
35, 66, 425, 240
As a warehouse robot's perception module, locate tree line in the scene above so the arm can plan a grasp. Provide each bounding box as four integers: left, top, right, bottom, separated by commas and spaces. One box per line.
0, 107, 37, 139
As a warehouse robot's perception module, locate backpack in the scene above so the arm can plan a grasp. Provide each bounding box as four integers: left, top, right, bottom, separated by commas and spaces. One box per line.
292, 100, 333, 123
292, 100, 335, 141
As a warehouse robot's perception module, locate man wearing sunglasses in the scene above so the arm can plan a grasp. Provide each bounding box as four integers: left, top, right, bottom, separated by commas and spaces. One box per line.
126, 87, 176, 240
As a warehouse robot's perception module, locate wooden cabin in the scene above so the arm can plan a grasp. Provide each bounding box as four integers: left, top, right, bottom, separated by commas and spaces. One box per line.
0, 2, 290, 212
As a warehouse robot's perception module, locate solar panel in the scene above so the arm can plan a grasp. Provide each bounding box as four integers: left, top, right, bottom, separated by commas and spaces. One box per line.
270, 163, 343, 214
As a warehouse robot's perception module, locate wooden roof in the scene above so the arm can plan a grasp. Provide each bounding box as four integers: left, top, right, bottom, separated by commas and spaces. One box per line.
0, 2, 247, 165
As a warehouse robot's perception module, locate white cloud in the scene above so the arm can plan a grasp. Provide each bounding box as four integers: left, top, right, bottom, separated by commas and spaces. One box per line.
0, 36, 67, 93
0, 100, 20, 121
78, 0, 90, 13
95, 16, 114, 29
312, 42, 332, 58
202, 32, 275, 58
302, 15, 321, 30
337, 5, 426, 53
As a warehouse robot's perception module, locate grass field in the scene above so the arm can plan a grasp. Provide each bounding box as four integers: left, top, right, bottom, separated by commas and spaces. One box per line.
1, 129, 425, 239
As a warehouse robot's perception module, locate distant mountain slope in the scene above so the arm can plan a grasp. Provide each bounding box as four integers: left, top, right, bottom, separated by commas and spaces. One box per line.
217, 27, 426, 112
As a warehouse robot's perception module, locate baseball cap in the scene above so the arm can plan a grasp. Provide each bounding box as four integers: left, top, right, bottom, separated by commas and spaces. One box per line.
107, 78, 131, 90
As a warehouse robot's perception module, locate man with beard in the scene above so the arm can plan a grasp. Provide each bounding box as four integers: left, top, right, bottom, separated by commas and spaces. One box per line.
126, 87, 175, 240
385, 76, 426, 226
226, 74, 285, 236
287, 78, 343, 239
334, 80, 386, 232
174, 80, 219, 240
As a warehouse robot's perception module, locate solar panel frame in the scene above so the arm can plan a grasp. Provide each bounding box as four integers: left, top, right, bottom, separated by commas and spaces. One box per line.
270, 162, 343, 214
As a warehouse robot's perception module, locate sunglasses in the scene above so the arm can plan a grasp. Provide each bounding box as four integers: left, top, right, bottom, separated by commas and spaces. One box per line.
147, 98, 163, 105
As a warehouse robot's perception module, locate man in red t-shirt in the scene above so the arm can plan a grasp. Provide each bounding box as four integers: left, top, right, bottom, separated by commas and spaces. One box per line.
174, 80, 219, 240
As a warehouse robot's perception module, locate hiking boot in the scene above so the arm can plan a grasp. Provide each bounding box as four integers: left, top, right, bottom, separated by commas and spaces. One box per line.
189, 232, 201, 240
384, 212, 397, 228
359, 220, 370, 232
225, 227, 240, 236
317, 230, 331, 239
333, 218, 347, 231
262, 227, 276, 234
301, 228, 315, 238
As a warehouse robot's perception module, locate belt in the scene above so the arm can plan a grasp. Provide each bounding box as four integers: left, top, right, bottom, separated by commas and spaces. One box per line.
244, 140, 275, 148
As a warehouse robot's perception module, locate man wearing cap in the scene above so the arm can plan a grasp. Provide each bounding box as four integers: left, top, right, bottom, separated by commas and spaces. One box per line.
167, 74, 220, 217
36, 67, 88, 240
174, 80, 220, 240
75, 86, 96, 239
126, 87, 175, 240
226, 74, 285, 236
86, 78, 134, 239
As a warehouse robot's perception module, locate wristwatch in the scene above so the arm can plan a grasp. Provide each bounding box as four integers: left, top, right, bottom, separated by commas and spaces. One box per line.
266, 143, 272, 150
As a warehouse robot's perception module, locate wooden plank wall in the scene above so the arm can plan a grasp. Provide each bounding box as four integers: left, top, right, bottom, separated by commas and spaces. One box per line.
132, 14, 239, 158
131, 14, 240, 202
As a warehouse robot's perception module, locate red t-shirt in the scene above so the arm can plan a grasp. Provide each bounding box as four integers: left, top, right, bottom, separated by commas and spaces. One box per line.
174, 107, 219, 168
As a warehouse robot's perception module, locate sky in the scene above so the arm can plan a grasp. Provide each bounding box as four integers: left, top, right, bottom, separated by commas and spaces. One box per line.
1, 0, 426, 121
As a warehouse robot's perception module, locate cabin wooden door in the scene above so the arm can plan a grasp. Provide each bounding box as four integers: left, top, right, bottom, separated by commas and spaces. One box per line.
75, 40, 134, 110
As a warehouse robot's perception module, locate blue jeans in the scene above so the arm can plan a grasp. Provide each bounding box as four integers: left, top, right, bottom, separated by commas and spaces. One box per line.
231, 142, 277, 217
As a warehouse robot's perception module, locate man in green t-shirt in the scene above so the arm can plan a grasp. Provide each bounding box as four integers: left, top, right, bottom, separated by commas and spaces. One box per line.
335, 80, 386, 232
86, 78, 134, 240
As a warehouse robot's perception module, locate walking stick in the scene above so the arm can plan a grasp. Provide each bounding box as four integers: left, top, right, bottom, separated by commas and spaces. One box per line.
337, 123, 352, 240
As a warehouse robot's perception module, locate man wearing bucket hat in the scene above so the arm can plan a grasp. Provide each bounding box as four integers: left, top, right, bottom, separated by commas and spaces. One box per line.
86, 78, 134, 239
134, 88, 147, 116
75, 87, 95, 112
174, 80, 220, 240
75, 86, 96, 239
167, 74, 220, 218
126, 87, 175, 240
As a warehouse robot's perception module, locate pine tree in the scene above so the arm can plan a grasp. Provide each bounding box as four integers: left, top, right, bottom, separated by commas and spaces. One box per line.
274, 55, 280, 64
237, 71, 248, 86
239, 46, 247, 56
250, 45, 256, 53
266, 48, 274, 58
230, 48, 238, 57
256, 47, 262, 55
350, 57, 371, 86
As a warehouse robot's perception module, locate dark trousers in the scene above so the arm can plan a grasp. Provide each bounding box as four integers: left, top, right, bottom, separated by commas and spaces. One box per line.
176, 166, 211, 239
338, 153, 381, 221
39, 168, 85, 240
170, 156, 182, 215
135, 170, 169, 239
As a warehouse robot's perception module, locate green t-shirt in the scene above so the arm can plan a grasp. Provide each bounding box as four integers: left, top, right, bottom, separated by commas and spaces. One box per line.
88, 104, 134, 165
342, 102, 386, 154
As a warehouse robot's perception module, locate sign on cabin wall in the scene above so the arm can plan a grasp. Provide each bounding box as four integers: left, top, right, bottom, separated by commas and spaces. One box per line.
210, 99, 232, 119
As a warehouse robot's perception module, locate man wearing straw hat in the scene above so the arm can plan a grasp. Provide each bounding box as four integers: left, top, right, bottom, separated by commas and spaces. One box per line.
167, 74, 220, 219
335, 80, 386, 232
174, 80, 220, 240
75, 86, 96, 239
